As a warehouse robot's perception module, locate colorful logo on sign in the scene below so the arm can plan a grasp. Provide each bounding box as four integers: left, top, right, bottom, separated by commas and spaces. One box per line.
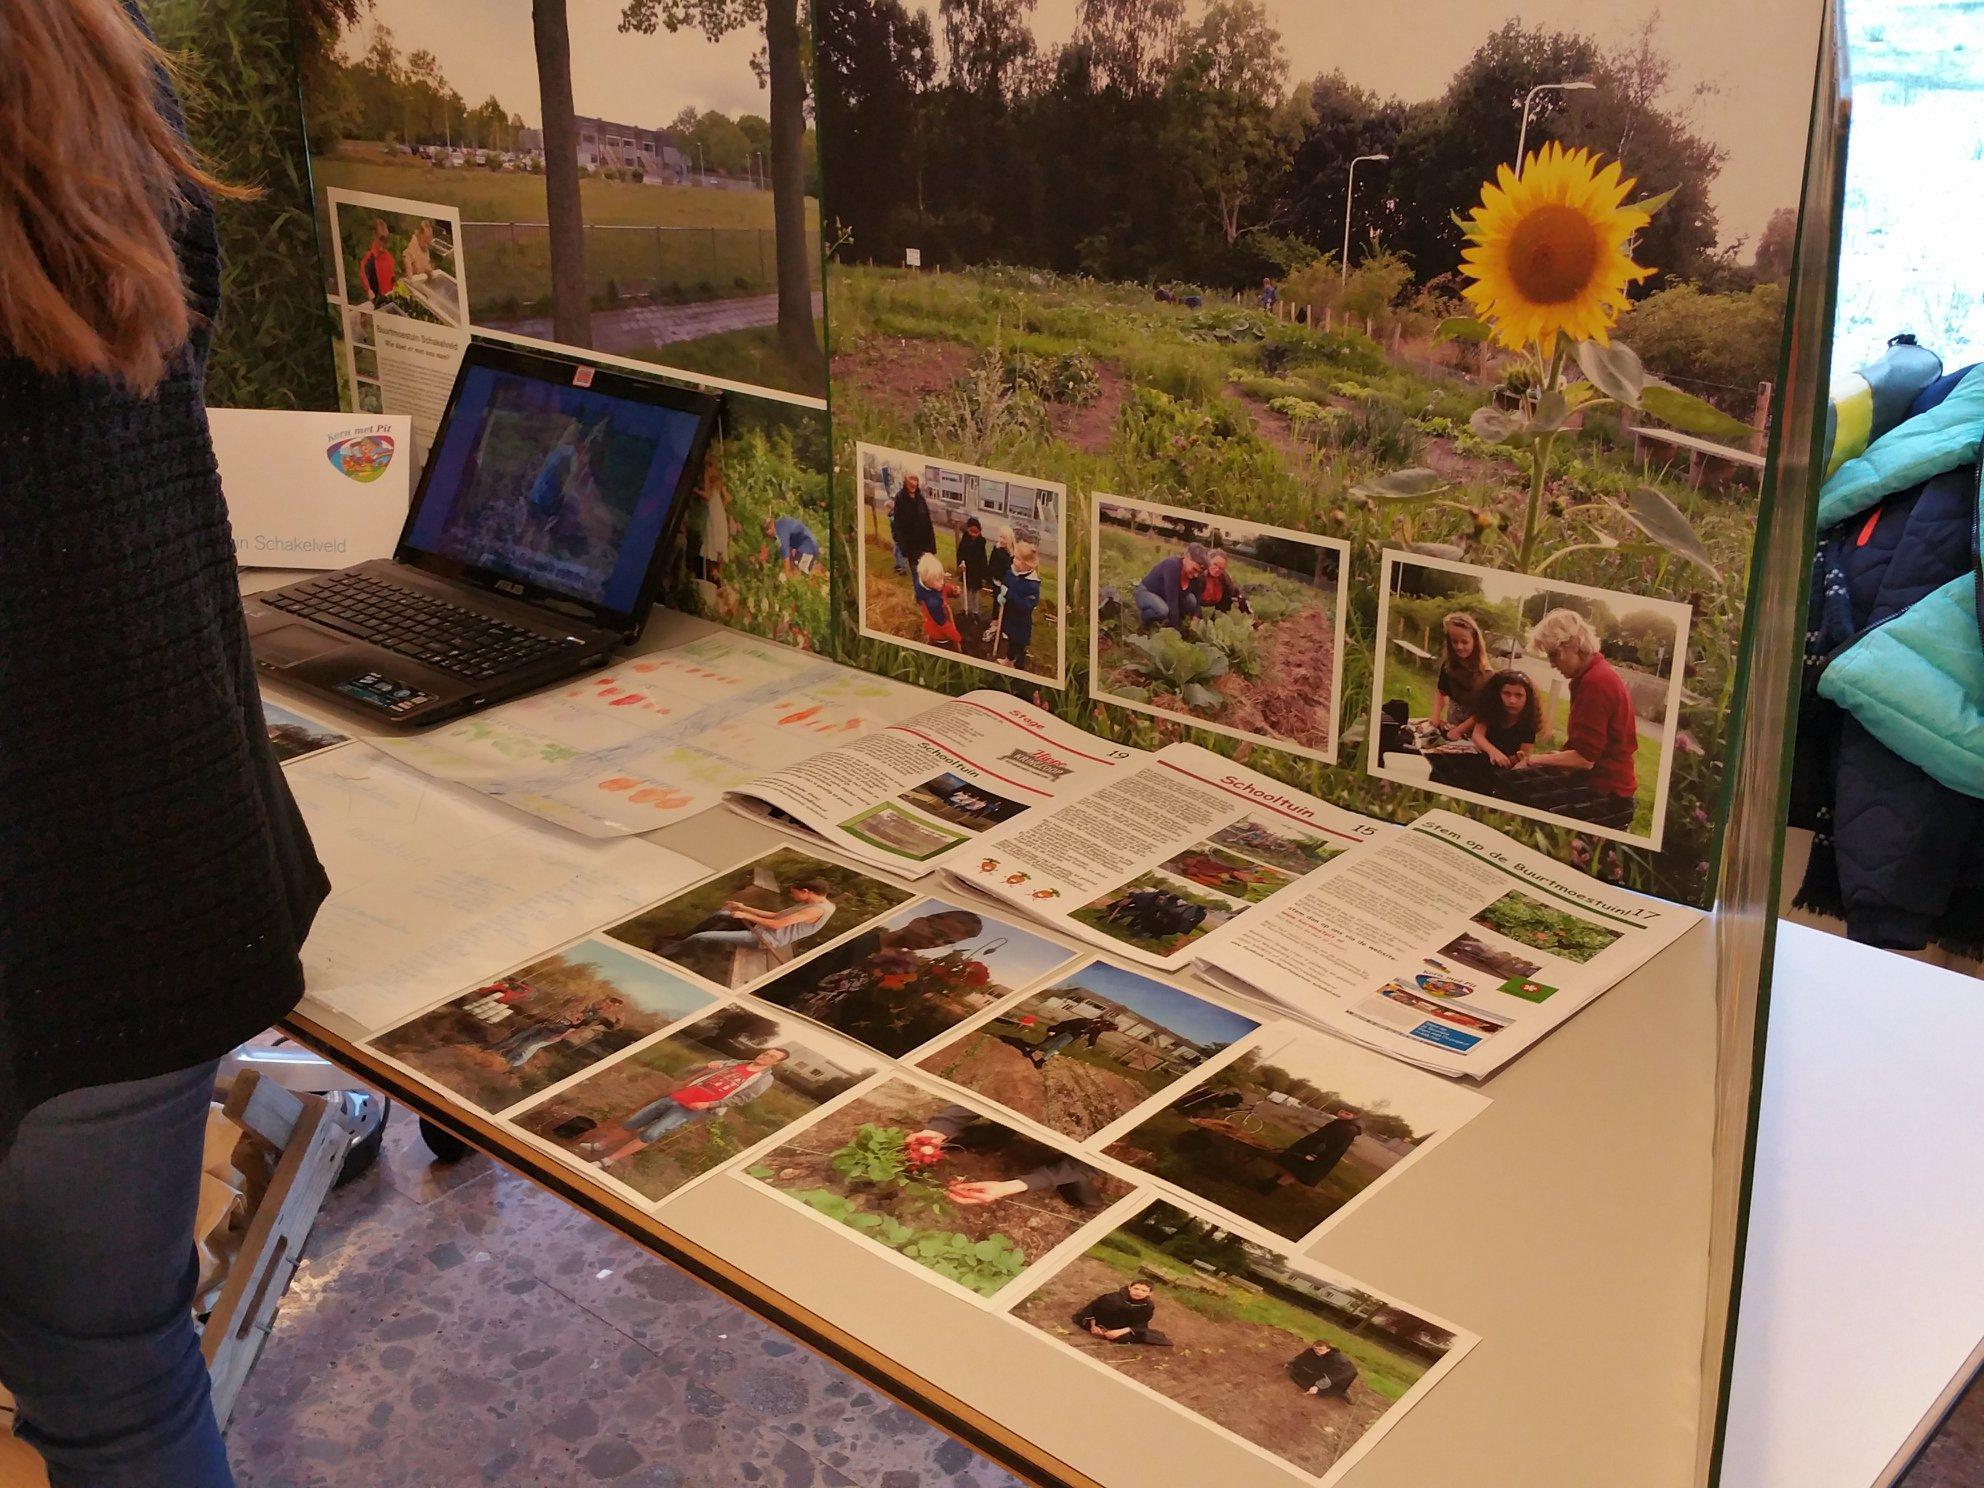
326, 432, 396, 483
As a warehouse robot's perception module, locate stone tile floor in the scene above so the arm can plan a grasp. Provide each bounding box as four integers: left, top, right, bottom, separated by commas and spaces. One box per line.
1896, 1365, 1984, 1488
226, 1106, 1025, 1488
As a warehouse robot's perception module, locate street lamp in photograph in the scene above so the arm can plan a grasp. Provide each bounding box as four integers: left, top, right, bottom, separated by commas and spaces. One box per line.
1340, 153, 1391, 281
1515, 80, 1596, 175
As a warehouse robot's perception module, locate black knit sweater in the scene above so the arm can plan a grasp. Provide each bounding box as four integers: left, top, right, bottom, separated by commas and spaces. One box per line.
0, 177, 328, 1157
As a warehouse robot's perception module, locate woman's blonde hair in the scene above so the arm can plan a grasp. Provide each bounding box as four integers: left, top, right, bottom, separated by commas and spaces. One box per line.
0, 0, 242, 393
1529, 607, 1601, 660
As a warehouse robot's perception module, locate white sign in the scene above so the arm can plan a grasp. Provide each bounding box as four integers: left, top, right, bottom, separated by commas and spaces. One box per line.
904, 246, 923, 268
210, 408, 412, 569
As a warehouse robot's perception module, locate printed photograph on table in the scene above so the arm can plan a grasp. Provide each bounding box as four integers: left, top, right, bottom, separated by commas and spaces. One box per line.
514, 1004, 875, 1204
262, 700, 347, 763
297, 0, 826, 398
751, 898, 1076, 1059
1010, 1198, 1472, 1483
1471, 888, 1624, 964
327, 190, 464, 328
1370, 552, 1692, 849
917, 960, 1259, 1142
838, 801, 970, 863
1105, 1026, 1489, 1244
817, 0, 1820, 907
1069, 871, 1241, 960
671, 397, 834, 652
368, 939, 714, 1113
746, 1076, 1132, 1298
1437, 930, 1544, 983
898, 772, 1030, 833
1092, 496, 1349, 765
855, 442, 1066, 686
604, 847, 914, 992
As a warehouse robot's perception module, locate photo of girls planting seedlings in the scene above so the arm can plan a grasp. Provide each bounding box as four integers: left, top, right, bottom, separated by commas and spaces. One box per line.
1012, 1199, 1471, 1480
1372, 552, 1691, 847
855, 442, 1066, 685
747, 1077, 1132, 1297
819, 0, 1821, 906
1092, 497, 1349, 764
370, 938, 714, 1113
514, 1004, 876, 1204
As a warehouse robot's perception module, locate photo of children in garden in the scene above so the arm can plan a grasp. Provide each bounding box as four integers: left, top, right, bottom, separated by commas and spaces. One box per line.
604, 847, 914, 992
819, 0, 1814, 906
1207, 814, 1348, 877
1105, 1027, 1488, 1243
751, 898, 1076, 1059
898, 772, 1030, 833
672, 397, 833, 654
1371, 553, 1692, 848
328, 191, 464, 328
1011, 1199, 1468, 1480
1069, 873, 1238, 958
855, 442, 1065, 685
1470, 889, 1626, 964
513, 1004, 876, 1204
369, 939, 714, 1113
748, 1077, 1131, 1297
917, 960, 1259, 1141
1092, 497, 1349, 764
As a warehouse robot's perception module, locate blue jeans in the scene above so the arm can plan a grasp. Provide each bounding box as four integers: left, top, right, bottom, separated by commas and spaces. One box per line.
0, 1063, 233, 1488
1134, 587, 1198, 627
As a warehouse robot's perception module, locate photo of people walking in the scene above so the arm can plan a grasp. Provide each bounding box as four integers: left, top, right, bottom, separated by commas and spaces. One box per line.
918, 960, 1259, 1141
856, 442, 1065, 684
513, 1004, 875, 1203
370, 938, 714, 1112
1106, 1028, 1488, 1242
1012, 1199, 1469, 1478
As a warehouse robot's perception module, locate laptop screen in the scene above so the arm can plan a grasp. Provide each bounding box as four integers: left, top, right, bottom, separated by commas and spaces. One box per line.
402, 355, 710, 619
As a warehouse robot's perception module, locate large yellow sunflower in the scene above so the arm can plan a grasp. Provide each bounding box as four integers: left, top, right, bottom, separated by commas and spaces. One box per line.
1458, 142, 1654, 353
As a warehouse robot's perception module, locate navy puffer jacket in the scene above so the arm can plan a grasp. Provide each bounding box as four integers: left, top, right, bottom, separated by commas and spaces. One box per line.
1790, 366, 1984, 951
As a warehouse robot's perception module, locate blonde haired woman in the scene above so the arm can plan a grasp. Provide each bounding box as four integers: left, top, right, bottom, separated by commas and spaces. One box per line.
1522, 607, 1641, 828
0, 4, 327, 1484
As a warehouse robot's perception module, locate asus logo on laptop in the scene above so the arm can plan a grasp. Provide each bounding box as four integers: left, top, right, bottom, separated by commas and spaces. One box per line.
494, 579, 526, 596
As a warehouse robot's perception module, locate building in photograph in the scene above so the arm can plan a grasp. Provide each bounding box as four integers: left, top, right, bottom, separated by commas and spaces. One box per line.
1028, 988, 1216, 1076
568, 116, 689, 181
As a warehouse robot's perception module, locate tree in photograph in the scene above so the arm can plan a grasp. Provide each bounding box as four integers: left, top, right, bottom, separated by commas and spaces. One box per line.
621, 0, 820, 377
1163, 0, 1294, 247
940, 0, 1038, 100
532, 0, 592, 348
1073, 0, 1184, 98
816, 0, 937, 259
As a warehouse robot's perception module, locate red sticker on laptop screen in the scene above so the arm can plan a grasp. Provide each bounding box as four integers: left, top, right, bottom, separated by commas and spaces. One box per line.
573, 366, 595, 387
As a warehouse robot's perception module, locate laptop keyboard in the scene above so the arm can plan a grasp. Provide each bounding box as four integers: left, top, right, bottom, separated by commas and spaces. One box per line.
262, 572, 584, 680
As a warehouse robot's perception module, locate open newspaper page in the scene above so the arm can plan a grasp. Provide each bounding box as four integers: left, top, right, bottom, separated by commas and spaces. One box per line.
725, 691, 1140, 877
946, 742, 1386, 970
1196, 809, 1704, 1077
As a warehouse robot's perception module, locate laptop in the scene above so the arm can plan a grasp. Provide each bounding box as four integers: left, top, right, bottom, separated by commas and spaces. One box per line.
246, 342, 718, 726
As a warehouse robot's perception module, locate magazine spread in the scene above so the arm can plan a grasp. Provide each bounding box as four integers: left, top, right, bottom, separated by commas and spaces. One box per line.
946, 743, 1387, 972
724, 691, 1139, 877
373, 631, 925, 838
1196, 810, 1704, 1077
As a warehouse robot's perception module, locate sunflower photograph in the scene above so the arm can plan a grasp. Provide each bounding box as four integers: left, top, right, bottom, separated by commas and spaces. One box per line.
819, 0, 1819, 903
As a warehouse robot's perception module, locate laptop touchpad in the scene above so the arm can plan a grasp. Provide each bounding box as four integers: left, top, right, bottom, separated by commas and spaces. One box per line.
254, 623, 344, 669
